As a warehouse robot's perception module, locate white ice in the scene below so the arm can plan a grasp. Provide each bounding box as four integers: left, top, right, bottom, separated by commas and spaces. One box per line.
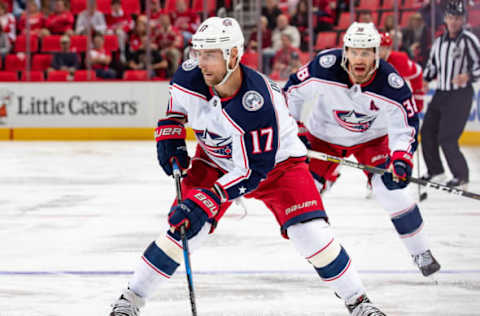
0, 141, 479, 316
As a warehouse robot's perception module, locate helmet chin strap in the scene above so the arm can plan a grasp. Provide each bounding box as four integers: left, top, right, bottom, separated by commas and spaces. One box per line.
215, 53, 240, 88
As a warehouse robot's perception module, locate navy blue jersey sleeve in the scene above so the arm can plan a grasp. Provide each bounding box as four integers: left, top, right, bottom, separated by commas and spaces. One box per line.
214, 87, 279, 201
369, 60, 419, 155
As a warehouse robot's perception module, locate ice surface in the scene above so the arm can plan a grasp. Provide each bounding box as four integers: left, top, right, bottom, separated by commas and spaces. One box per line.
0, 141, 479, 315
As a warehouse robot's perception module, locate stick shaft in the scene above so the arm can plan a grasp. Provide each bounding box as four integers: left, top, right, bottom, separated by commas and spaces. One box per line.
307, 150, 480, 201
172, 164, 197, 316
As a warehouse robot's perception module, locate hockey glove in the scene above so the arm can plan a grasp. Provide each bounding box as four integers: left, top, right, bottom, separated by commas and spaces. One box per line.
381, 151, 413, 190
297, 121, 311, 149
155, 119, 190, 176
168, 188, 220, 239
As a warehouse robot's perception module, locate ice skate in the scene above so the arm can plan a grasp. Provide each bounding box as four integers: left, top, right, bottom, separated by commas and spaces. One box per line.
346, 294, 386, 316
446, 178, 468, 189
413, 249, 441, 277
110, 288, 145, 316
420, 172, 446, 183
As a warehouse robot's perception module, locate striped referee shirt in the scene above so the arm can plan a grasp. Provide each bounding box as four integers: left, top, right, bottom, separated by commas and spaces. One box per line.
423, 28, 480, 91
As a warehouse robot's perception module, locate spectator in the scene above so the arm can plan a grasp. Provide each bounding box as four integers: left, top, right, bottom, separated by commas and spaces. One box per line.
402, 12, 429, 66
13, 0, 40, 18
155, 13, 181, 76
0, 1, 16, 42
270, 33, 302, 80
18, 0, 48, 37
382, 14, 394, 33
0, 25, 10, 57
291, 0, 309, 51
357, 10, 373, 23
89, 32, 116, 78
262, 0, 282, 30
106, 0, 133, 62
128, 35, 168, 77
148, 0, 164, 28
169, 0, 199, 47
128, 15, 147, 54
248, 16, 272, 50
313, 0, 336, 32
271, 14, 301, 51
263, 14, 300, 74
75, 1, 107, 35
48, 34, 79, 78
45, 0, 74, 35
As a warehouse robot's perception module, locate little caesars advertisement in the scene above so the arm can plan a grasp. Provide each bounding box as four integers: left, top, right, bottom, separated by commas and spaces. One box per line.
0, 82, 169, 128
1, 81, 480, 131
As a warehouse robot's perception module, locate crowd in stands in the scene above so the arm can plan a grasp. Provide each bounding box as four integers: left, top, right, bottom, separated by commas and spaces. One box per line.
243, 0, 480, 80
0, 0, 478, 81
0, 0, 212, 81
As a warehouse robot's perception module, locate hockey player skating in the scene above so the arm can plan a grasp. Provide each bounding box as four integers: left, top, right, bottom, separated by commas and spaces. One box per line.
284, 22, 440, 278
110, 17, 385, 316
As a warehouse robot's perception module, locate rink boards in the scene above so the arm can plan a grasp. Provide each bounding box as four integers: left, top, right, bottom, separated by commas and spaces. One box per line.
0, 81, 479, 144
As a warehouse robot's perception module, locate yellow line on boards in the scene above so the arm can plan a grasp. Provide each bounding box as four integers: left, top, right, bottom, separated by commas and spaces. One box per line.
0, 128, 479, 145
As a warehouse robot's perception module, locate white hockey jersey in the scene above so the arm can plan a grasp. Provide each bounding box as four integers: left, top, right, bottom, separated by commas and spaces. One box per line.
284, 49, 419, 155
165, 60, 306, 201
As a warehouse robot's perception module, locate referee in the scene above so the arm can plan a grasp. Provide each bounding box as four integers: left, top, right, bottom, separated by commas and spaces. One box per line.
421, 0, 480, 188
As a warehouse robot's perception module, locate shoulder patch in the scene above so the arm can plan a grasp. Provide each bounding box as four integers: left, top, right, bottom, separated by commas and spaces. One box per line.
242, 90, 264, 111
319, 54, 336, 68
182, 59, 198, 71
388, 73, 405, 89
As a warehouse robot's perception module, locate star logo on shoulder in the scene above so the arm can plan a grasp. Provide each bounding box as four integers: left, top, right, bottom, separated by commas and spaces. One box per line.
239, 186, 247, 194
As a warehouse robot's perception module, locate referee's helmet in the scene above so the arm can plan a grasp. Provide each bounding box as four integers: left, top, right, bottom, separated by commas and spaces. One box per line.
445, 0, 466, 16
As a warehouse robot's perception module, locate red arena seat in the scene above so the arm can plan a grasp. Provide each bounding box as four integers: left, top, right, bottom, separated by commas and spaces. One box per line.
21, 70, 45, 81
70, 0, 86, 14
315, 31, 338, 51
74, 70, 97, 81
123, 70, 148, 80
4, 54, 27, 72
15, 34, 39, 52
104, 35, 119, 52
42, 35, 62, 52
191, 0, 216, 14
47, 70, 70, 81
70, 35, 88, 52
0, 71, 18, 81
32, 54, 54, 71
122, 0, 140, 14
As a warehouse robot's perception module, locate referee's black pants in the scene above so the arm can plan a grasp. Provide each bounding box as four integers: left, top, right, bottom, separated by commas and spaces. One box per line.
420, 86, 473, 181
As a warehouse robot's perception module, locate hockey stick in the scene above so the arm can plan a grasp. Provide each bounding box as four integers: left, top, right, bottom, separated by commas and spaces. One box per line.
172, 162, 198, 316
307, 150, 480, 201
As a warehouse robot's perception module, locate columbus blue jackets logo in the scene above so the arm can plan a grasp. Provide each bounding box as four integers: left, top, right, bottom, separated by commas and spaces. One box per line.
242, 90, 264, 111
319, 54, 336, 68
387, 73, 404, 89
196, 129, 233, 159
333, 110, 376, 132
182, 59, 198, 71
223, 19, 233, 26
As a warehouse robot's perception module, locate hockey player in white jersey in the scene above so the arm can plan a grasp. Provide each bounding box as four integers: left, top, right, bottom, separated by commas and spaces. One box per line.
284, 22, 440, 278
110, 17, 386, 316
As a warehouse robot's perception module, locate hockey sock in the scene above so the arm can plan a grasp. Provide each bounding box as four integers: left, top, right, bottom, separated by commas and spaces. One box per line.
129, 235, 182, 298
390, 204, 429, 256
288, 220, 366, 302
